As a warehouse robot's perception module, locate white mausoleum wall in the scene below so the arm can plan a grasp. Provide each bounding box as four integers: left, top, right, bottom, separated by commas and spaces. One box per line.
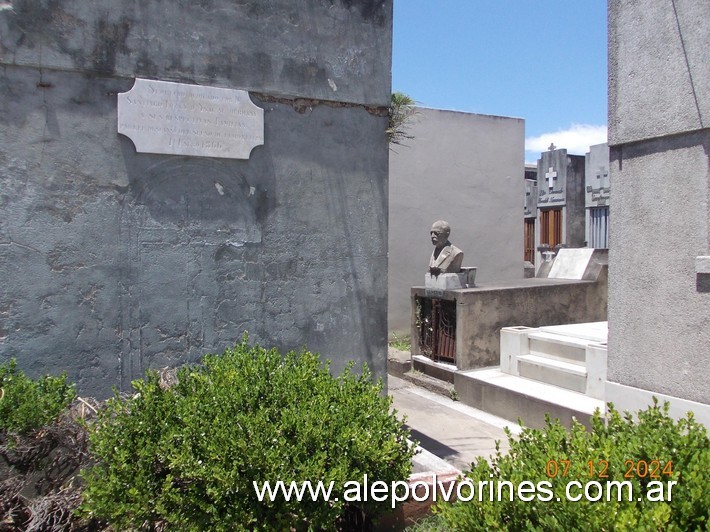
388, 107, 524, 333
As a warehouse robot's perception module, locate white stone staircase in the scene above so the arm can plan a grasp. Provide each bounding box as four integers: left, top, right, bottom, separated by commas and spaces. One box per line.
501, 322, 608, 399
454, 322, 608, 429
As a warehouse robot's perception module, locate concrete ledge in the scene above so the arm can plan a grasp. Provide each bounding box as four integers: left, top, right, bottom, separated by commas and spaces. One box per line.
696, 256, 710, 274
400, 367, 455, 398
455, 368, 604, 429
411, 355, 456, 384
606, 381, 710, 427
411, 443, 461, 476
387, 347, 412, 378
696, 257, 710, 292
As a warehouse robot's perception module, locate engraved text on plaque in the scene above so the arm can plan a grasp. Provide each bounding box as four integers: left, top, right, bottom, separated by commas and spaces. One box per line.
118, 78, 264, 159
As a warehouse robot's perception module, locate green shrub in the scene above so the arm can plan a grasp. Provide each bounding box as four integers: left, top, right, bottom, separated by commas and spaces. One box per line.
0, 358, 76, 434
80, 340, 414, 530
433, 400, 709, 531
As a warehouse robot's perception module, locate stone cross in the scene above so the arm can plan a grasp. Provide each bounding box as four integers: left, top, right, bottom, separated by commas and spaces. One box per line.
548, 142, 556, 151
545, 167, 558, 191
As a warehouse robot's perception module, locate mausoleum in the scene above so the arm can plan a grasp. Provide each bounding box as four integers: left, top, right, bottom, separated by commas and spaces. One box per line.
0, 0, 394, 396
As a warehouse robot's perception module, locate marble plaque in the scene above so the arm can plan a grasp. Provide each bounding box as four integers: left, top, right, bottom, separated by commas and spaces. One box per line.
547, 248, 595, 280
118, 78, 264, 159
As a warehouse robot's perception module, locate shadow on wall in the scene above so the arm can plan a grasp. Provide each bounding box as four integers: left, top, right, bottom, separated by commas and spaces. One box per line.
119, 136, 272, 239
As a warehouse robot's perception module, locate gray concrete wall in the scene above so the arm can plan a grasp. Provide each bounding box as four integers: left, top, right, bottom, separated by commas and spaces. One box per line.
608, 0, 708, 146
388, 107, 524, 334
608, 0, 709, 406
0, 0, 393, 397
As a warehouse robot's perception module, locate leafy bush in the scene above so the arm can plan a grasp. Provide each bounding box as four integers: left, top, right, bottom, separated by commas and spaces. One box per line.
80, 340, 414, 530
433, 400, 709, 531
0, 359, 92, 530
0, 359, 76, 434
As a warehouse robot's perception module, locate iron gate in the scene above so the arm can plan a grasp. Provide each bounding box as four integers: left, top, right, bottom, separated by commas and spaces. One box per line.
416, 296, 456, 364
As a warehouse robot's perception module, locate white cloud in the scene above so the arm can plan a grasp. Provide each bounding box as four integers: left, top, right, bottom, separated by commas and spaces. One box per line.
525, 124, 608, 159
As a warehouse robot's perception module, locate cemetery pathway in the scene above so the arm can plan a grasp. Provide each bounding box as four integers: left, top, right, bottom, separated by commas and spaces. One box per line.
389, 375, 522, 472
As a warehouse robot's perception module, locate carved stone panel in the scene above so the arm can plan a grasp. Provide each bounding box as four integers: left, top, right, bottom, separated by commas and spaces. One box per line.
118, 78, 264, 159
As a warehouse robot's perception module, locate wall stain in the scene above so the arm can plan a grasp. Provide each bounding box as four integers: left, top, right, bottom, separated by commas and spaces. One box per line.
253, 92, 388, 117
91, 17, 131, 74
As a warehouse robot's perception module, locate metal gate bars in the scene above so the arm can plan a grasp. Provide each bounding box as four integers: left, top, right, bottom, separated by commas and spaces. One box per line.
416, 296, 456, 364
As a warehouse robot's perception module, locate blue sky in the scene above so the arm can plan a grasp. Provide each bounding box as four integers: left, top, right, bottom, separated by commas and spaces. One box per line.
392, 1, 608, 163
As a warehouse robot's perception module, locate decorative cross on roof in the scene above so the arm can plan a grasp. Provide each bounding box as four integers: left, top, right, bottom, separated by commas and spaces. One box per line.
545, 167, 558, 191
548, 143, 556, 151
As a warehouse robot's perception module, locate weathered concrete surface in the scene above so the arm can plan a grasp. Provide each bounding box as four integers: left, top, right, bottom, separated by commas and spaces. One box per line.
388, 107, 525, 334
0, 0, 392, 106
0, 0, 393, 397
607, 0, 709, 407
608, 0, 709, 144
411, 268, 608, 371
607, 133, 709, 403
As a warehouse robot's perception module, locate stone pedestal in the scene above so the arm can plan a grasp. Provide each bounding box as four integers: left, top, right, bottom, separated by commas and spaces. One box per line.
423, 268, 476, 291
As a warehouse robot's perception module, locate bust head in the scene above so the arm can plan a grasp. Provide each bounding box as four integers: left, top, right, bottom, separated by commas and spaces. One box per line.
430, 220, 451, 250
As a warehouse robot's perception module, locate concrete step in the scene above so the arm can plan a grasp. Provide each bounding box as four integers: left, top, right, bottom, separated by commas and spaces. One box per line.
387, 346, 412, 378
411, 354, 456, 384
400, 368, 455, 399
538, 322, 608, 342
454, 368, 604, 430
527, 331, 588, 364
517, 354, 587, 393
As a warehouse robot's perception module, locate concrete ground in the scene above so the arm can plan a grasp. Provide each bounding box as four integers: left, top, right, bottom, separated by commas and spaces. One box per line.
389, 375, 522, 472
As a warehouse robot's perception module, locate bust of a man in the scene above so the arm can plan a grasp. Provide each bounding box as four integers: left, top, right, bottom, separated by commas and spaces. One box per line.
428, 220, 464, 276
